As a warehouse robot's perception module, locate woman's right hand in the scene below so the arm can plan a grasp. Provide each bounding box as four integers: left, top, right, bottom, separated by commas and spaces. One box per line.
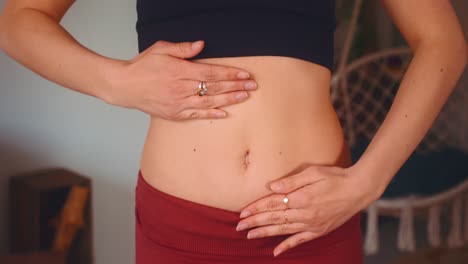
103, 40, 258, 120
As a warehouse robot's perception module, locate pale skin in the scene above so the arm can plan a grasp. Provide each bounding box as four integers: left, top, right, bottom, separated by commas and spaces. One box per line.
0, 0, 467, 260
236, 0, 467, 257
0, 0, 257, 120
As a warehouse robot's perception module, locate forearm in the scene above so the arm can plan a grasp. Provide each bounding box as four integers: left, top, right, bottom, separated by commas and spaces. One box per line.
352, 38, 467, 200
0, 8, 122, 101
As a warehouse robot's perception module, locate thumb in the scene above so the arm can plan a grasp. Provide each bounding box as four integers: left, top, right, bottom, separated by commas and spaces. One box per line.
151, 40, 204, 59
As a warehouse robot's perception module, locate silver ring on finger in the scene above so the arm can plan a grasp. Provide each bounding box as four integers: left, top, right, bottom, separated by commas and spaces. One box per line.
282, 194, 289, 209
197, 80, 207, 96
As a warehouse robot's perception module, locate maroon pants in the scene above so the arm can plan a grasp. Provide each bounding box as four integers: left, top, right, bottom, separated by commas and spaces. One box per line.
135, 170, 364, 263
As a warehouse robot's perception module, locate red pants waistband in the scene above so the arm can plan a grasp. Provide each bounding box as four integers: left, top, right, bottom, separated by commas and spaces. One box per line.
135, 170, 362, 258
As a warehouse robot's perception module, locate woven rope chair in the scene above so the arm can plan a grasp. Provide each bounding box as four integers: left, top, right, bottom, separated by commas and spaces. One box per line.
332, 0, 468, 255
331, 46, 468, 254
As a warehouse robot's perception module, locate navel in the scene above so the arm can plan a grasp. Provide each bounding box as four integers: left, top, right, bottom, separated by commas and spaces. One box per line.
243, 149, 251, 169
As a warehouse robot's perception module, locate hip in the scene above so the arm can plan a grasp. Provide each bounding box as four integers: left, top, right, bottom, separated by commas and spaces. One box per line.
135, 169, 363, 263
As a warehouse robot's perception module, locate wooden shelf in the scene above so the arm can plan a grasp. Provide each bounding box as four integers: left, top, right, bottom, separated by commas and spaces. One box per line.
8, 167, 93, 264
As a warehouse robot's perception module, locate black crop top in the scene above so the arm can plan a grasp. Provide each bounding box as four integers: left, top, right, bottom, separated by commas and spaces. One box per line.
135, 1, 336, 72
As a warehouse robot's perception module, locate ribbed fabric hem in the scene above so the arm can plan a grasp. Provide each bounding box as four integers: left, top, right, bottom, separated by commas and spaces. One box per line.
135, 170, 362, 258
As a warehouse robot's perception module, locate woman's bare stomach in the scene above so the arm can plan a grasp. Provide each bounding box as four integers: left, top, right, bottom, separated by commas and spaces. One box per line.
139, 55, 352, 212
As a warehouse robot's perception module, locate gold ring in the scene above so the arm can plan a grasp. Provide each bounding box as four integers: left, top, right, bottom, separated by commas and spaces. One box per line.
283, 210, 289, 224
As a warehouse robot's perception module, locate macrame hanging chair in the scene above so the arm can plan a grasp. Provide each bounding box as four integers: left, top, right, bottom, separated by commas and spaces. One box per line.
331, 0, 468, 256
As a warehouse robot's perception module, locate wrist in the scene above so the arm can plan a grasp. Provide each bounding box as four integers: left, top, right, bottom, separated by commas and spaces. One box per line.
96, 57, 130, 104
346, 160, 388, 207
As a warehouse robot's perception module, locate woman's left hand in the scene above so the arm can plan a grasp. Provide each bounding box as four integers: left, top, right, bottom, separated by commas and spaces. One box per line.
236, 164, 380, 257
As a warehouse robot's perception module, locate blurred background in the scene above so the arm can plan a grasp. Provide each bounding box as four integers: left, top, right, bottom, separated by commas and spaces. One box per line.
0, 0, 466, 263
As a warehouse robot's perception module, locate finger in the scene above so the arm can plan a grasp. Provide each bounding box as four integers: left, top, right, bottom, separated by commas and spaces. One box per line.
240, 194, 292, 219
178, 79, 257, 97
269, 167, 327, 193
236, 208, 303, 231
179, 60, 252, 82
182, 90, 250, 110
246, 222, 308, 239
174, 108, 227, 120
150, 40, 204, 59
273, 231, 316, 257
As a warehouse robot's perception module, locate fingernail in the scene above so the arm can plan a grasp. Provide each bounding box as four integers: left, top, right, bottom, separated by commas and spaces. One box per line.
192, 40, 203, 50
270, 182, 283, 192
244, 81, 257, 90
236, 222, 249, 231
237, 71, 250, 79
235, 92, 248, 100
273, 248, 283, 257
247, 232, 258, 239
215, 111, 226, 118
240, 210, 251, 218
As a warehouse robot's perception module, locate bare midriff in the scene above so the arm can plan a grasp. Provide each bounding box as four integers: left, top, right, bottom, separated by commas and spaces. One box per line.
139, 55, 352, 212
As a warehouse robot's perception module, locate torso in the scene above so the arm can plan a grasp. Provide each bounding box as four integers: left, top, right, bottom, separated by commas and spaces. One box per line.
139, 55, 352, 212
